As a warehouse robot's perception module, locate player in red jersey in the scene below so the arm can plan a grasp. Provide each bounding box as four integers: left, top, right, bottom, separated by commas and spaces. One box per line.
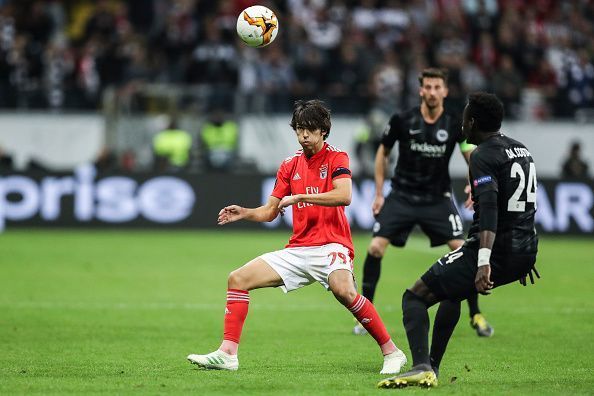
188, 100, 407, 374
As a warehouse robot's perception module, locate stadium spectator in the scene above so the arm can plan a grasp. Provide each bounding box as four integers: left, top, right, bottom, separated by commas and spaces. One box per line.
153, 117, 192, 172
325, 42, 369, 113
490, 54, 523, 119
199, 108, 238, 172
292, 44, 328, 102
255, 44, 295, 113
369, 49, 403, 115
0, 0, 591, 118
559, 49, 594, 117
561, 141, 590, 179
526, 58, 558, 119
186, 18, 238, 108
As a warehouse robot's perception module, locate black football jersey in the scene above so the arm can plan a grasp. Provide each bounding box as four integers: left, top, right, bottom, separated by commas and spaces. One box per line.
381, 107, 465, 204
466, 134, 538, 256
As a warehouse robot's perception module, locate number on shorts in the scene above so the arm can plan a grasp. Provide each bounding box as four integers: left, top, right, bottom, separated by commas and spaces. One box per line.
443, 247, 464, 264
448, 214, 463, 233
328, 252, 348, 266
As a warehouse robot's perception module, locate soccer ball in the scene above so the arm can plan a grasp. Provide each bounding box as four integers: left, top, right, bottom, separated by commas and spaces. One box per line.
236, 5, 279, 48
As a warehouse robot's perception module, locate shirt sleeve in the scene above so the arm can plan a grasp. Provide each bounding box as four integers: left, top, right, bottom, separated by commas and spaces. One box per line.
470, 149, 499, 197
331, 152, 352, 180
459, 139, 476, 153
271, 160, 292, 199
380, 114, 402, 150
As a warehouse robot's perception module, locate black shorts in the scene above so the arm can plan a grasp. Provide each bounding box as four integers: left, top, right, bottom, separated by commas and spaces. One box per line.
372, 192, 464, 247
420, 246, 537, 301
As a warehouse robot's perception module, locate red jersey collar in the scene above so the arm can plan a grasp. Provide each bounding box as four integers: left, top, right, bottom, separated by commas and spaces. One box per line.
304, 142, 328, 162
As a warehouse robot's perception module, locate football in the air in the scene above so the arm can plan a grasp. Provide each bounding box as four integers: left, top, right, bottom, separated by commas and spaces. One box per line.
236, 5, 279, 48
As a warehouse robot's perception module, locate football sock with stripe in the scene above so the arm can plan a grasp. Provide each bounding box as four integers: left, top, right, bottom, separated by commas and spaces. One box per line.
223, 289, 250, 347
348, 294, 391, 346
361, 253, 382, 302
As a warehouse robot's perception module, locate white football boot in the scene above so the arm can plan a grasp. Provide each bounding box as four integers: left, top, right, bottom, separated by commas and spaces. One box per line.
380, 349, 407, 375
187, 350, 239, 371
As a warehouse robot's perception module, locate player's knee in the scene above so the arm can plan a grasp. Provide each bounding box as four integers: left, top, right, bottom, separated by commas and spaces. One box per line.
404, 279, 440, 307
409, 278, 431, 296
332, 285, 357, 306
227, 269, 246, 289
368, 241, 386, 258
403, 281, 431, 305
447, 239, 464, 250
402, 289, 422, 307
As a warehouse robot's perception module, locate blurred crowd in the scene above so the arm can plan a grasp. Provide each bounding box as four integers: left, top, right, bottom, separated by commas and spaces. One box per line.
0, 0, 593, 119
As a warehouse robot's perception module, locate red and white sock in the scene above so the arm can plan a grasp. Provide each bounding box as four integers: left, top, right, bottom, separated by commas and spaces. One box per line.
223, 289, 250, 345
348, 294, 391, 346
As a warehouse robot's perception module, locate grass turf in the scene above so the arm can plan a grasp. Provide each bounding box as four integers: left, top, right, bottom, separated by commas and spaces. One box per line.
1, 230, 593, 394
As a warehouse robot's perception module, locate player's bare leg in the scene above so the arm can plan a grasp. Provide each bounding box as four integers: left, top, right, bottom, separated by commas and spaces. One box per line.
187, 257, 283, 370
354, 236, 390, 335
329, 269, 407, 374
447, 239, 493, 337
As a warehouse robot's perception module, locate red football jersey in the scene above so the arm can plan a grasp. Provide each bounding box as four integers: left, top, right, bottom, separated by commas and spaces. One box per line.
271, 143, 354, 258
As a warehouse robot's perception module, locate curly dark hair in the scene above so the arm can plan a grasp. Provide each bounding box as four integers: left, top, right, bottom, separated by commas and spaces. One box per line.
467, 92, 504, 132
418, 67, 449, 86
290, 100, 332, 140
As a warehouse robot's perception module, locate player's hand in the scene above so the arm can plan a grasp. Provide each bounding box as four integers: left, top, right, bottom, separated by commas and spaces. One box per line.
217, 205, 245, 225
519, 266, 540, 286
475, 265, 493, 295
463, 184, 474, 210
372, 195, 385, 216
278, 195, 300, 212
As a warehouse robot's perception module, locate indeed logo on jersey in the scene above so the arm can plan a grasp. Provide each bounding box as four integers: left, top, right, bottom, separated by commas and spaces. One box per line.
410, 141, 446, 157
473, 175, 493, 186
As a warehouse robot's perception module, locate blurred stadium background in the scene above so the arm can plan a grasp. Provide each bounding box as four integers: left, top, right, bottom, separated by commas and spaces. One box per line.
0, 0, 593, 394
0, 0, 591, 233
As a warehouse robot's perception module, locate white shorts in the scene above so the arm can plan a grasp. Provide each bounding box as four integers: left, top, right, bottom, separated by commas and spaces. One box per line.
260, 243, 354, 293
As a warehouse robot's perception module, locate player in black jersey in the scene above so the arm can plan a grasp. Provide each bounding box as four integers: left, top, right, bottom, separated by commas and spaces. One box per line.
353, 68, 494, 338
378, 92, 540, 389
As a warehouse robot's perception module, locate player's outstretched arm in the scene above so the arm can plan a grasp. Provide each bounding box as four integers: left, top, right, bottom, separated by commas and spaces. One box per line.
218, 196, 281, 225
278, 178, 352, 209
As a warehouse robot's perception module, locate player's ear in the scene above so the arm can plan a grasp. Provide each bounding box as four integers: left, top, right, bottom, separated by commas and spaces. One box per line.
443, 86, 449, 98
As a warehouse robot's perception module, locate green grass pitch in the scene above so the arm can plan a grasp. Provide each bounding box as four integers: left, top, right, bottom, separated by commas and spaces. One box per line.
1, 230, 593, 394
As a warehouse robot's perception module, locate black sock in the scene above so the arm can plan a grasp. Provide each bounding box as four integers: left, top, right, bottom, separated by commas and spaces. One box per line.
466, 293, 480, 317
402, 290, 431, 367
361, 253, 382, 302
430, 299, 461, 375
